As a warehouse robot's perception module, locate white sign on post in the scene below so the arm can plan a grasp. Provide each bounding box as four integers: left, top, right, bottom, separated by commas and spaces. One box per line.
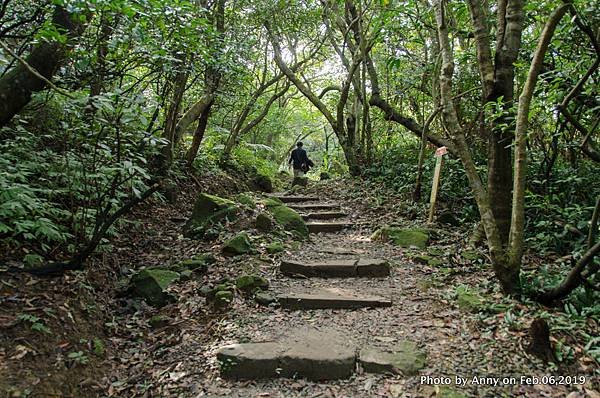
428, 146, 447, 223
435, 146, 448, 157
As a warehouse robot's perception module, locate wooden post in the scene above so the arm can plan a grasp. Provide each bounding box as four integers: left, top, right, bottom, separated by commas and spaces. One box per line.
428, 146, 447, 223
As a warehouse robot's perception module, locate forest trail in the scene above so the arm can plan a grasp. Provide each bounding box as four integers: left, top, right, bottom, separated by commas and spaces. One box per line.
105, 180, 569, 397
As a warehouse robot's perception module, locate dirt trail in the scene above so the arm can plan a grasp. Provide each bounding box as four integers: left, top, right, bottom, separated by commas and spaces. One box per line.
107, 180, 595, 397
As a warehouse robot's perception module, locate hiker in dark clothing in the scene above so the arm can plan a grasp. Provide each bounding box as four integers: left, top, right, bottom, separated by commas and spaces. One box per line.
289, 142, 313, 177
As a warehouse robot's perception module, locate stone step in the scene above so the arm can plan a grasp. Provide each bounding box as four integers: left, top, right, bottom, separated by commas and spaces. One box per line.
307, 222, 352, 233
277, 287, 392, 310
270, 195, 320, 203
301, 211, 347, 221
217, 329, 355, 380
281, 259, 390, 278
288, 203, 340, 211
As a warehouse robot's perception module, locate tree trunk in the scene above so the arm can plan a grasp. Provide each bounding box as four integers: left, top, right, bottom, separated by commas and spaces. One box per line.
184, 0, 225, 166
0, 7, 85, 127
186, 100, 213, 167
435, 0, 520, 294
161, 64, 189, 165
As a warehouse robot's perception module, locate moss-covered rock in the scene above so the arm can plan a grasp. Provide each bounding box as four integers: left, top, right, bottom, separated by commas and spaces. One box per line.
371, 226, 429, 248
184, 193, 238, 238
214, 290, 234, 308
148, 315, 170, 329
264, 197, 283, 207
269, 205, 309, 238
204, 282, 235, 309
252, 174, 273, 193
266, 241, 284, 254
236, 193, 257, 208
255, 212, 273, 232
130, 268, 179, 307
236, 274, 269, 294
222, 233, 255, 256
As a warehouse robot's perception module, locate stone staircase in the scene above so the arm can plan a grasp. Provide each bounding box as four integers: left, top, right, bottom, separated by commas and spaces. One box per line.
216, 194, 422, 381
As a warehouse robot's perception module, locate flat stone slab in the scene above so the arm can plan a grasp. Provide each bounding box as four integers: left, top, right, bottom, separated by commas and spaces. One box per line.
288, 203, 340, 211
307, 222, 353, 233
270, 195, 320, 203
359, 342, 427, 376
281, 258, 390, 278
302, 211, 347, 221
217, 330, 356, 380
277, 287, 392, 309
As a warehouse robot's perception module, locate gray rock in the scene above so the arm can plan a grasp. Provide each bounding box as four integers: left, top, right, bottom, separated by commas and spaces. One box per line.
270, 195, 319, 203
288, 203, 340, 211
217, 330, 356, 380
254, 292, 277, 306
307, 222, 353, 233
280, 258, 390, 278
277, 287, 392, 310
359, 341, 426, 375
302, 211, 347, 221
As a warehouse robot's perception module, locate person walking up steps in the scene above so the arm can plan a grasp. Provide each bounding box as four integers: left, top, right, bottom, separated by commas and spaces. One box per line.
289, 142, 314, 185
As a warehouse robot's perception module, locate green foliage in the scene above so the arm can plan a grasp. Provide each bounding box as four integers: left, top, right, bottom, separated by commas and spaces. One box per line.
16, 314, 51, 335
0, 92, 161, 261
67, 351, 89, 365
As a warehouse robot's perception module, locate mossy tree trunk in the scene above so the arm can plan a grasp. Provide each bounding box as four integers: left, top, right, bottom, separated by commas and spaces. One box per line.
0, 6, 85, 127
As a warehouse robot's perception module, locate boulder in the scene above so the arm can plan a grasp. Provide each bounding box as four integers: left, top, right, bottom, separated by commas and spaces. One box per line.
359, 342, 426, 376
204, 282, 235, 308
235, 274, 269, 294
371, 226, 429, 248
222, 233, 255, 256
255, 212, 273, 232
184, 193, 238, 238
268, 204, 309, 238
264, 197, 284, 207
214, 290, 234, 308
130, 268, 179, 307
253, 174, 273, 193
255, 292, 277, 306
